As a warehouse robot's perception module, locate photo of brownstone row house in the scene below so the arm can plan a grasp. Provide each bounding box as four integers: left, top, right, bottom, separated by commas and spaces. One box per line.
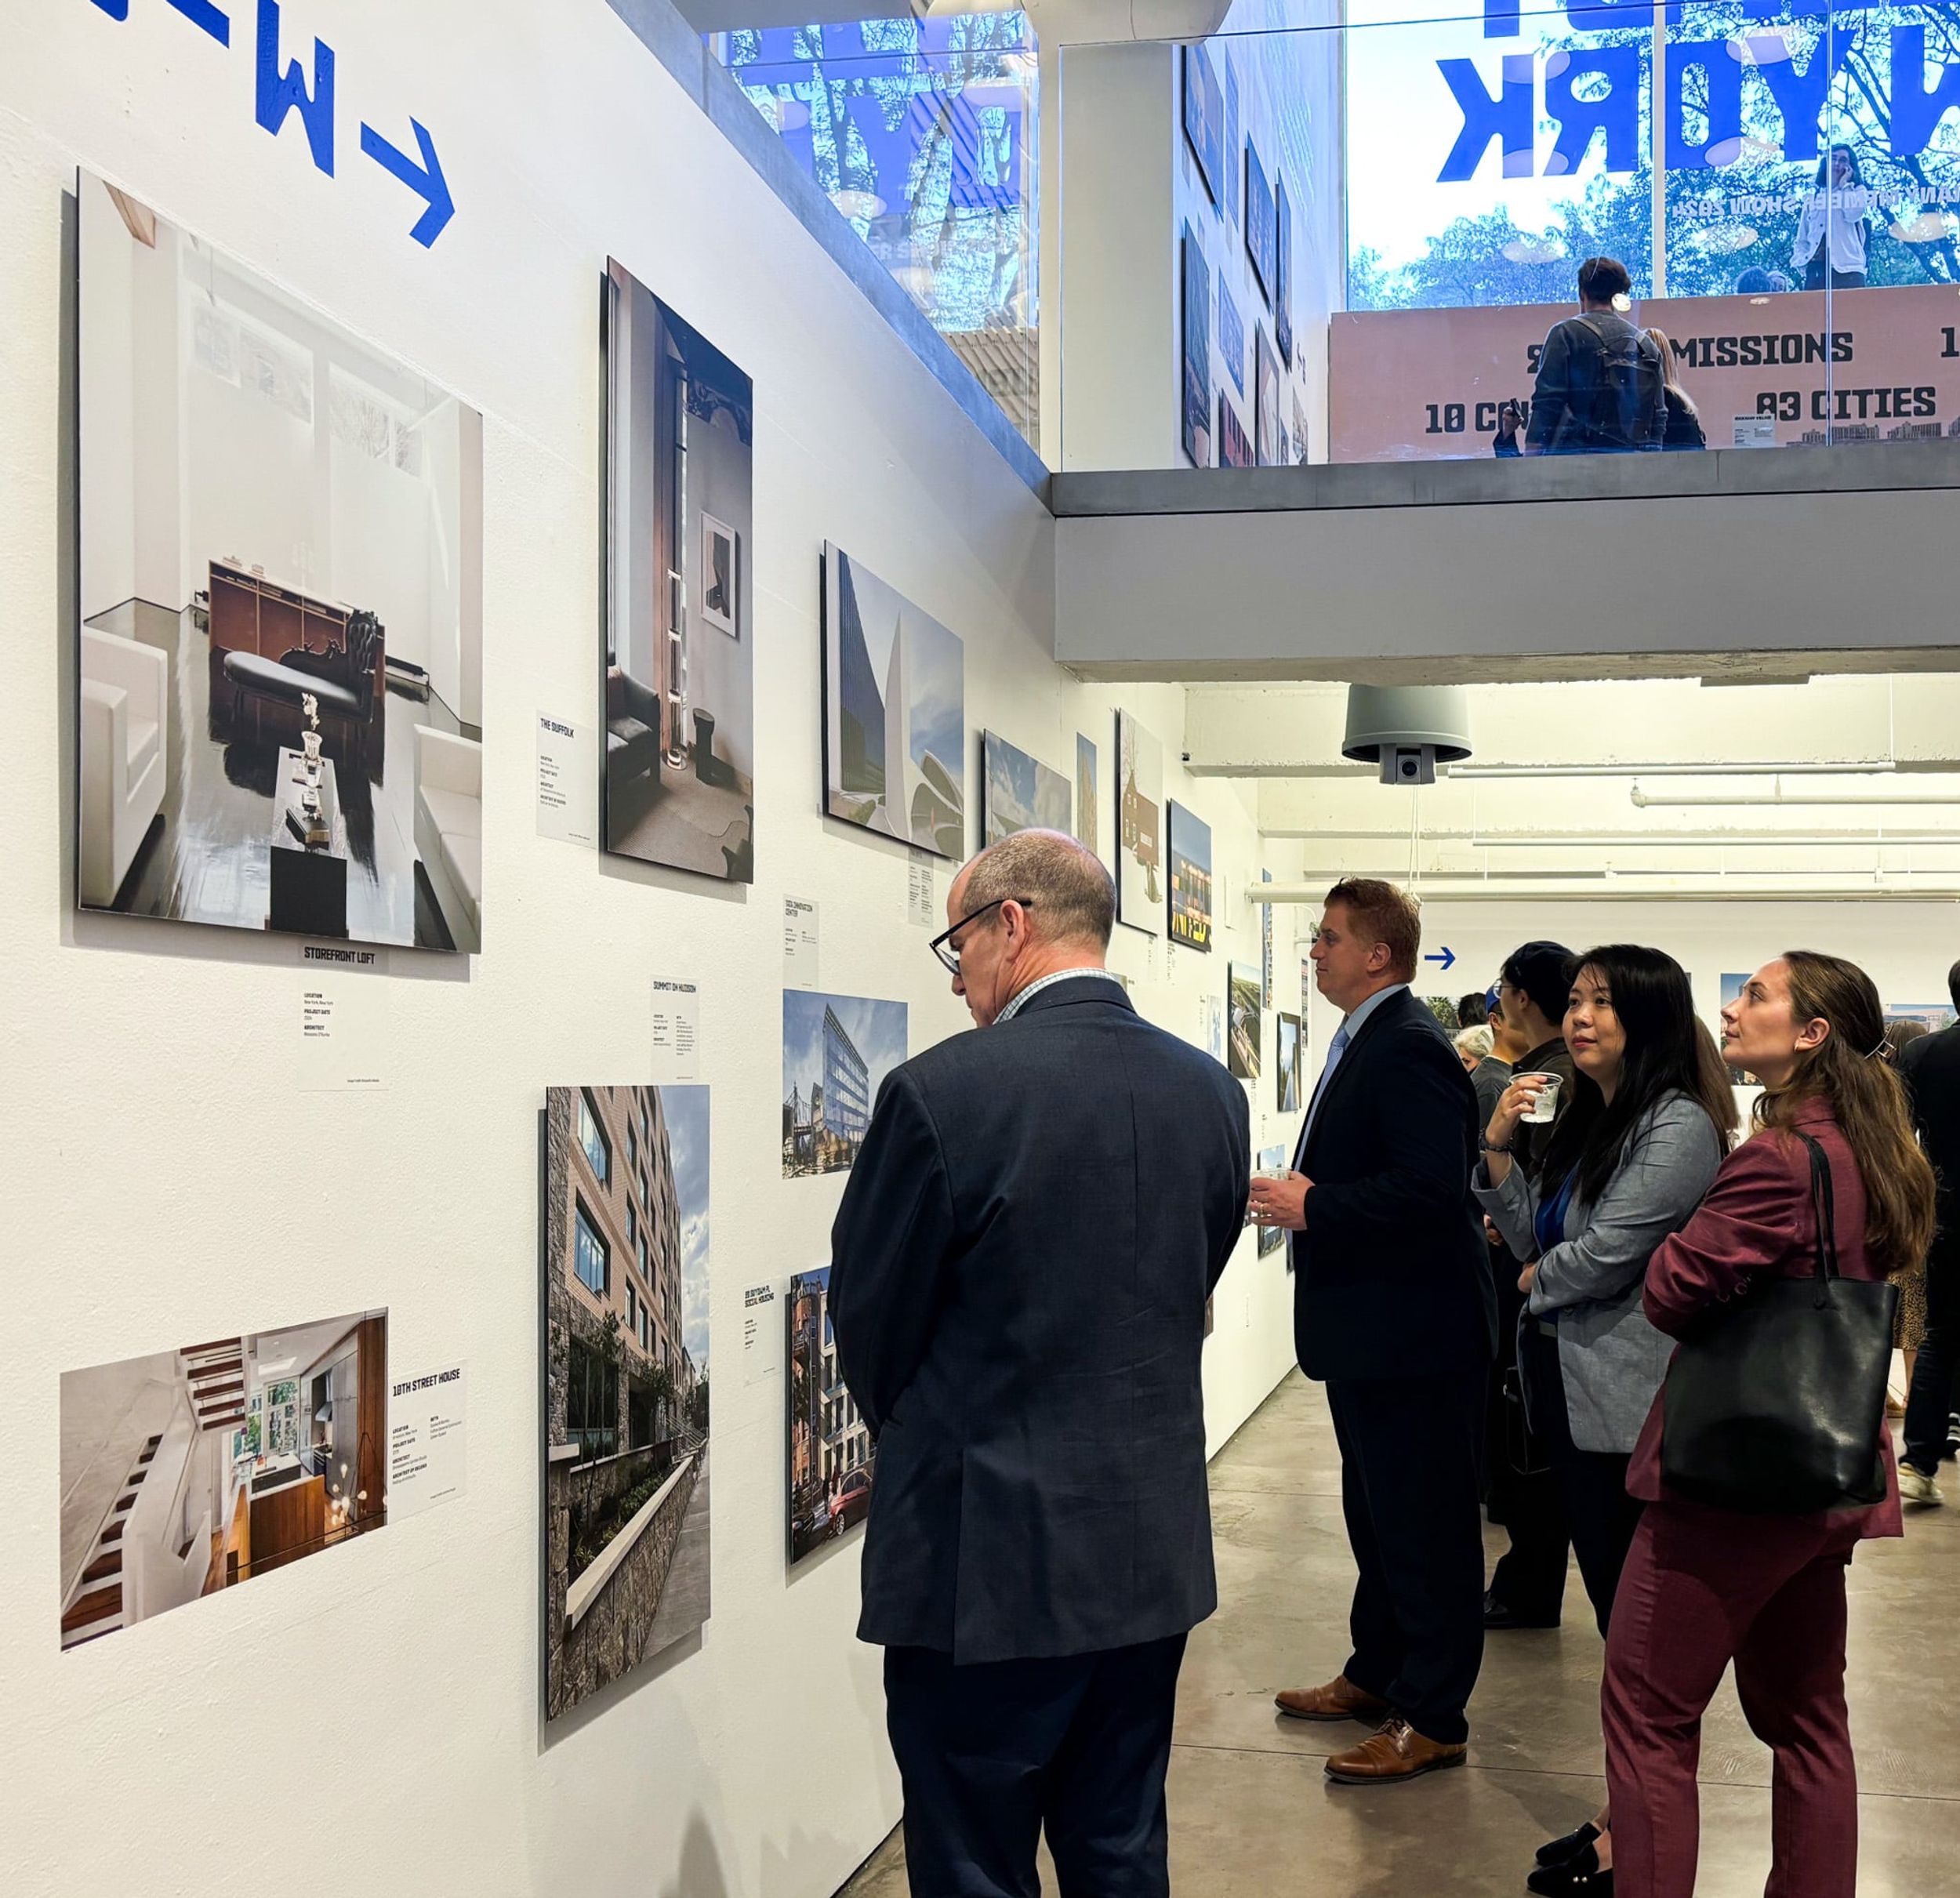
543, 1085, 710, 1723
786, 1267, 874, 1566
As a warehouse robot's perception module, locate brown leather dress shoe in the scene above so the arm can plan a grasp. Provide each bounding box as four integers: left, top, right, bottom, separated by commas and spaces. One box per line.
1324, 1717, 1468, 1784
1273, 1675, 1391, 1724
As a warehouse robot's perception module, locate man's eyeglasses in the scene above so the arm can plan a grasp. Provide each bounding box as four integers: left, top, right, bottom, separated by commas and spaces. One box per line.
928, 896, 1033, 975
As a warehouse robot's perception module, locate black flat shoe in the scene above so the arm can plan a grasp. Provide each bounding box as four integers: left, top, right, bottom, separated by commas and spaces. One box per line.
1484, 1588, 1561, 1631
1526, 1845, 1612, 1896
1534, 1822, 1601, 1869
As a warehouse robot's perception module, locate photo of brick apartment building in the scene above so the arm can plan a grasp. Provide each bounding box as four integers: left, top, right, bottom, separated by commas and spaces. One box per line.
543, 1085, 710, 1723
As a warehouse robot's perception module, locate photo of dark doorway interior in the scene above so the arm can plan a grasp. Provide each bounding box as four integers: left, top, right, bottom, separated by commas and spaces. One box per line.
603, 260, 755, 884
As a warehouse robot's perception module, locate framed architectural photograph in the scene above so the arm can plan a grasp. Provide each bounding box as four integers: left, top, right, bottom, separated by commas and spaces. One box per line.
1115, 709, 1163, 936
76, 172, 484, 952
1218, 275, 1247, 397
1254, 325, 1281, 468
1224, 58, 1241, 229
1276, 172, 1294, 369
1218, 395, 1254, 470
542, 1086, 712, 1724
1258, 1146, 1287, 1256
700, 514, 739, 637
1244, 141, 1276, 306
983, 731, 1072, 847
1074, 732, 1100, 862
604, 261, 754, 881
1293, 390, 1311, 466
1167, 800, 1213, 950
1229, 960, 1263, 1081
782, 992, 909, 1178
1181, 43, 1225, 209
786, 1267, 874, 1566
1181, 223, 1212, 469
60, 1312, 389, 1651
822, 546, 966, 858
1276, 1011, 1303, 1112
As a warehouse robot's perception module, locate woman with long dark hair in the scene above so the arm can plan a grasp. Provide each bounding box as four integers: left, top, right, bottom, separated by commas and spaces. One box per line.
1791, 144, 1875, 290
1603, 953, 1936, 1898
1479, 947, 1737, 1895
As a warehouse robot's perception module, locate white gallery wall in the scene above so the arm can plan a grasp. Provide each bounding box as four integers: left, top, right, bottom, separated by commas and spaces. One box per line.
0, 7, 1294, 1898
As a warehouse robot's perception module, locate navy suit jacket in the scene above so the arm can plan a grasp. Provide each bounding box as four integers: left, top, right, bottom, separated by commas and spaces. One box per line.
1290, 985, 1495, 1381
829, 975, 1250, 1664
1902, 1022, 1960, 1272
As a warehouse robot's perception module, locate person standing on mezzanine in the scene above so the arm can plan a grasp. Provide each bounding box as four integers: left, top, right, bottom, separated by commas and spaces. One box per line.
1251, 878, 1494, 1786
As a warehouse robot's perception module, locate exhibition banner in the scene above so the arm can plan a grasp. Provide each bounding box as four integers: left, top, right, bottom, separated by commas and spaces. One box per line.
1330, 282, 1960, 460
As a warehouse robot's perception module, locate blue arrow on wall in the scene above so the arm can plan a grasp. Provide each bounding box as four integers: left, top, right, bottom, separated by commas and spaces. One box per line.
360, 118, 454, 247
1424, 946, 1457, 972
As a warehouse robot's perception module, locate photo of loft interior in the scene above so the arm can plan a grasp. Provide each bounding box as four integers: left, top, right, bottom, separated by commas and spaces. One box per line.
76, 173, 484, 952
59, 1312, 389, 1651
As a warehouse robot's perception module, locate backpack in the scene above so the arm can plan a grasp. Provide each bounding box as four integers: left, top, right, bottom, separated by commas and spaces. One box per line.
1566, 313, 1666, 451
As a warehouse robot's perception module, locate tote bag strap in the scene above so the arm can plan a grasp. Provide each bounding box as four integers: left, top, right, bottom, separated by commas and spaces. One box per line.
1793, 1130, 1842, 1300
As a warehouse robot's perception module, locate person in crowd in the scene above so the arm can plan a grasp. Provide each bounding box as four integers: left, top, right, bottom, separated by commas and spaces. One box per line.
1455, 1019, 1511, 1121
1458, 991, 1490, 1029
1251, 880, 1493, 1785
829, 829, 1250, 1898
1642, 329, 1706, 451
1886, 1017, 1934, 1423
1482, 942, 1581, 1632
1523, 258, 1667, 455
1476, 949, 1737, 1896
1603, 953, 1936, 1898
1735, 266, 1778, 295
1900, 963, 1960, 1504
1793, 145, 1876, 290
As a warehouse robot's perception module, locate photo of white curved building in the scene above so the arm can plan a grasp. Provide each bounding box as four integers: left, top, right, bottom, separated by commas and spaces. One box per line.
822, 545, 965, 858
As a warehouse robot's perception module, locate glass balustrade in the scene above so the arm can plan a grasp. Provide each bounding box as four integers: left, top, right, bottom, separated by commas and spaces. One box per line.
1054, 0, 1960, 469
707, 13, 1041, 454
704, 2, 1960, 478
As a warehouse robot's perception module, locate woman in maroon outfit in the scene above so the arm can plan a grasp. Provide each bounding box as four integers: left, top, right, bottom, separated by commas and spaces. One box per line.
1601, 953, 1936, 1898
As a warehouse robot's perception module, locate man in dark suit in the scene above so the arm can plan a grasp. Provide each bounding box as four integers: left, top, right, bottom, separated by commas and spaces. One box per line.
830, 829, 1250, 1897
1250, 877, 1494, 1784
1900, 959, 1960, 1503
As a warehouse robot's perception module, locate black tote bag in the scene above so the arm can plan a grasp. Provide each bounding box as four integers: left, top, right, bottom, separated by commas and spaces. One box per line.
1661, 1134, 1895, 1515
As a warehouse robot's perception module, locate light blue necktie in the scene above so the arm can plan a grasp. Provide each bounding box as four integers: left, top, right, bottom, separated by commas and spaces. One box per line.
1295, 1022, 1351, 1164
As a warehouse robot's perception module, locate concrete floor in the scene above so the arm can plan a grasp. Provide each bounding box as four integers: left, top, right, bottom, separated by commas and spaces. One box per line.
840, 1370, 1960, 1896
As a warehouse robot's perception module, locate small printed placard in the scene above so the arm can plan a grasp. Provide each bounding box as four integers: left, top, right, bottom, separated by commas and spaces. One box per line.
742, 1283, 781, 1388
651, 978, 701, 1083
536, 713, 597, 845
907, 850, 937, 928
389, 1362, 466, 1519
783, 898, 820, 989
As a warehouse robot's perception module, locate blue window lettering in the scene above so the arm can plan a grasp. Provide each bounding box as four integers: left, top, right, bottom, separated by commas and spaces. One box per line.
1436, 54, 1535, 182
1545, 46, 1641, 178
1891, 26, 1960, 161
1754, 36, 1846, 165
1482, 0, 1520, 41
255, 0, 334, 176
1664, 41, 1742, 172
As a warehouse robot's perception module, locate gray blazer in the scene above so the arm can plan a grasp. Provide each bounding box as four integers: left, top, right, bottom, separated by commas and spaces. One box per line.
1475, 1091, 1724, 1453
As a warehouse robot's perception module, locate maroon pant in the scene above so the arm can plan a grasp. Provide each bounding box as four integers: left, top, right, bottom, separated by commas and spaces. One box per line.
1602, 1501, 1864, 1898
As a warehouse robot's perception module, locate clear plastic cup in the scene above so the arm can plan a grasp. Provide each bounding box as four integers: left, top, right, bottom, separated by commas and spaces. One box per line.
1523, 1074, 1562, 1124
